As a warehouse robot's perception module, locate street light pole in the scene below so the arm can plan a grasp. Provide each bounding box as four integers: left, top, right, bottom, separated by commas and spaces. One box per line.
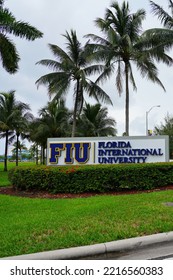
146, 105, 160, 136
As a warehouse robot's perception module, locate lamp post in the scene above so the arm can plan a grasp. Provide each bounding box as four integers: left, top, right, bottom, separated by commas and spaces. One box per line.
146, 105, 160, 136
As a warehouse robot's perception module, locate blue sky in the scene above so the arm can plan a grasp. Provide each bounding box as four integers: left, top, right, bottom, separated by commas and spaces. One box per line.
0, 0, 172, 154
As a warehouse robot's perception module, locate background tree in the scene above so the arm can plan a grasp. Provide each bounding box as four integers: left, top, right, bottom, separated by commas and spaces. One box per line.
29, 143, 40, 164
29, 99, 70, 164
38, 99, 70, 138
86, 1, 172, 136
13, 106, 33, 166
0, 91, 17, 171
76, 103, 117, 137
29, 118, 48, 165
0, 0, 43, 74
154, 113, 173, 158
0, 91, 33, 170
36, 29, 112, 137
11, 140, 27, 163
29, 119, 45, 164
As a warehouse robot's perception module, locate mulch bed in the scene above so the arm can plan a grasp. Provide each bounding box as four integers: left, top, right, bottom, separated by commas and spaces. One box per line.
1, 185, 173, 199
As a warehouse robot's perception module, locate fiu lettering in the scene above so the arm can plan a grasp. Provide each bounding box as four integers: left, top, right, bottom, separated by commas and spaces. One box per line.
49, 143, 91, 164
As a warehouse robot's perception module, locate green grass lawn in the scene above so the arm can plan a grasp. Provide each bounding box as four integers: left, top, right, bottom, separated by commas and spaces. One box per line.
0, 161, 36, 187
1, 190, 173, 258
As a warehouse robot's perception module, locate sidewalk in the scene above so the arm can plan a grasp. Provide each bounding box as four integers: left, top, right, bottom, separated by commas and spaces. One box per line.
2, 231, 173, 260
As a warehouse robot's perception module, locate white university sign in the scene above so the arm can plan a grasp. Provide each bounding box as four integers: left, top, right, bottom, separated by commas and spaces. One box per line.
47, 136, 169, 166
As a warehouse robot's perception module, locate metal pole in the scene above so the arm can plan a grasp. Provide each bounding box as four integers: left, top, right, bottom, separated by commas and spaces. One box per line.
146, 105, 160, 136
146, 111, 148, 136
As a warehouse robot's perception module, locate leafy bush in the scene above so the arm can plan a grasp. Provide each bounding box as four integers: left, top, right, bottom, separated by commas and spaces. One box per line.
8, 163, 173, 194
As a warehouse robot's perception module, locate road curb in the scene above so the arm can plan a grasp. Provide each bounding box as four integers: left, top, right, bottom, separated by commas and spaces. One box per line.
2, 231, 173, 260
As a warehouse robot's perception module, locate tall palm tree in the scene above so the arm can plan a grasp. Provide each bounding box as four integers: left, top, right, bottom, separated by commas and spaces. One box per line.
0, 91, 16, 171
36, 29, 112, 137
0, 0, 43, 74
86, 1, 172, 136
76, 103, 117, 137
0, 90, 30, 171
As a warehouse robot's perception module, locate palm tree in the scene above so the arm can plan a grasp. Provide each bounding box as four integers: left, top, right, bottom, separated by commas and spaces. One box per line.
13, 105, 33, 166
150, 0, 173, 28
141, 1, 173, 56
0, 0, 43, 74
29, 99, 70, 164
29, 143, 40, 164
0, 91, 16, 171
29, 120, 45, 164
76, 103, 117, 137
38, 99, 71, 138
86, 1, 172, 136
11, 140, 27, 164
0, 90, 31, 171
145, 1, 173, 51
36, 29, 112, 137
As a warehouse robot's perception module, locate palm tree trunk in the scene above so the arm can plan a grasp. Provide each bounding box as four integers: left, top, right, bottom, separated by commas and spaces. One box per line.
4, 130, 9, 172
43, 145, 46, 165
36, 144, 39, 165
125, 62, 129, 136
72, 79, 80, 137
16, 134, 19, 166
40, 145, 46, 164
40, 146, 43, 164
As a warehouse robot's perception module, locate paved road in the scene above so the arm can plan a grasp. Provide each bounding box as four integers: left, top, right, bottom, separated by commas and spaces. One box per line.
113, 242, 173, 260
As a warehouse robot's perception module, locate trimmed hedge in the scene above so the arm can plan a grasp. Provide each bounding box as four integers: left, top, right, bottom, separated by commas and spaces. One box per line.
8, 162, 173, 194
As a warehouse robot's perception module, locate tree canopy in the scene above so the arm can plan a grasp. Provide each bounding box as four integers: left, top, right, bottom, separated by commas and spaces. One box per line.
0, 0, 43, 73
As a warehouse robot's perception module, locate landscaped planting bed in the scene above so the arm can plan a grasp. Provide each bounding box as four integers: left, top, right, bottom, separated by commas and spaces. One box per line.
8, 162, 173, 194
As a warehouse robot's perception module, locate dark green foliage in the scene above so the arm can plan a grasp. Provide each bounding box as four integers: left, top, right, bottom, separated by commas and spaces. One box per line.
36, 29, 112, 137
76, 103, 117, 137
154, 114, 173, 158
86, 1, 170, 136
8, 163, 173, 194
0, 91, 32, 171
0, 0, 43, 73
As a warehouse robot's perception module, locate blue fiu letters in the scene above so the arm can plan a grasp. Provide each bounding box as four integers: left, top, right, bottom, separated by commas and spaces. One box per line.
49, 143, 91, 164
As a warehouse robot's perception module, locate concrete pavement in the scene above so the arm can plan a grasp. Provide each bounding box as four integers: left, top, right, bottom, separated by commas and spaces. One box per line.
2, 231, 173, 260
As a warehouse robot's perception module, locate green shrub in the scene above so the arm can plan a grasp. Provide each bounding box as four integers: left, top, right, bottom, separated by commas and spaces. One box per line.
8, 163, 173, 194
